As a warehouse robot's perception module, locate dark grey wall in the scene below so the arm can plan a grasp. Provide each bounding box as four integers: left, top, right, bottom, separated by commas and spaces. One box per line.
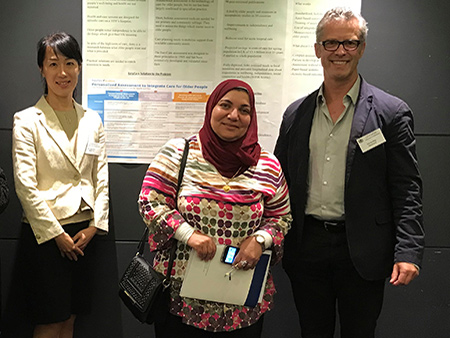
0, 1, 449, 337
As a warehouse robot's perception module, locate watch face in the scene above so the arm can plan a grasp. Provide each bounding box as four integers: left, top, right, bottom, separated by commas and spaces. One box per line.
255, 235, 265, 250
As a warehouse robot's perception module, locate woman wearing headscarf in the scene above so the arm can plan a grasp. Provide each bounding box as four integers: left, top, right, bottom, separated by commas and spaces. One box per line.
11, 32, 109, 337
138, 79, 292, 337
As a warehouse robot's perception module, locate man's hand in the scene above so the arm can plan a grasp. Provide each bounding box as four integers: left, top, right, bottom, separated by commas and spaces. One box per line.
390, 262, 419, 286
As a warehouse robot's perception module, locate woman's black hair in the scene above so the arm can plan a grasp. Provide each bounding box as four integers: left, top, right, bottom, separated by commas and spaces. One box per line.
37, 32, 82, 95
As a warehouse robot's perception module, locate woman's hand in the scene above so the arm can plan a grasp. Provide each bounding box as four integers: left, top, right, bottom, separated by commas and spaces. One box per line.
187, 231, 216, 261
55, 232, 84, 261
233, 236, 263, 270
73, 226, 97, 252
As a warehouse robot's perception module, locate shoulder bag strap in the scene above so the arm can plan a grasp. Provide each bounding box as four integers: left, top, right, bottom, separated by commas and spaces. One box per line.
163, 139, 189, 283
176, 138, 189, 198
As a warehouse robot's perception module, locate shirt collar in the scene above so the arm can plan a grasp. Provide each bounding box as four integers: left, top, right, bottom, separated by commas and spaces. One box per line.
347, 75, 361, 105
316, 75, 361, 106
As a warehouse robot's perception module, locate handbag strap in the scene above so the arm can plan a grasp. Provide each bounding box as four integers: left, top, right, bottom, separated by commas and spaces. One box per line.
164, 139, 189, 282
138, 139, 190, 280
177, 138, 189, 198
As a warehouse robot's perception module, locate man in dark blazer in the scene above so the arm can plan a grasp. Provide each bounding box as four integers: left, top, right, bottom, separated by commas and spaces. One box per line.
274, 7, 424, 338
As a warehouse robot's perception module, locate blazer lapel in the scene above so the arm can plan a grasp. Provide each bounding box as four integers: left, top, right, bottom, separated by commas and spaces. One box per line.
288, 92, 317, 185
346, 77, 372, 184
75, 102, 89, 167
35, 97, 78, 167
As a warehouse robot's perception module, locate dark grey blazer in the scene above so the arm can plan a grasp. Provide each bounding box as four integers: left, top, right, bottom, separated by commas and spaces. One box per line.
274, 76, 424, 281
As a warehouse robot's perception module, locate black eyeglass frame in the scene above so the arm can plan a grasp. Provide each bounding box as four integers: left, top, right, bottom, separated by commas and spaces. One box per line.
318, 40, 361, 51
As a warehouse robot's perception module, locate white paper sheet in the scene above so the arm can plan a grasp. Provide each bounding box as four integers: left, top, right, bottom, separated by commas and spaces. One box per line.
180, 245, 271, 306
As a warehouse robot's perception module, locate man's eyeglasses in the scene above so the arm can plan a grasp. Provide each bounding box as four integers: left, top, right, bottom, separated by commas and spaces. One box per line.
319, 40, 361, 52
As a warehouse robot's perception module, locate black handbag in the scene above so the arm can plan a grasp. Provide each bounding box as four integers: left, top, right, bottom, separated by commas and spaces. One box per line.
118, 229, 177, 324
119, 139, 189, 324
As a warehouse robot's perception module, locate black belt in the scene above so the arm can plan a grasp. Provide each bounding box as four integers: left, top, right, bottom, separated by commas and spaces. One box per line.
305, 215, 346, 233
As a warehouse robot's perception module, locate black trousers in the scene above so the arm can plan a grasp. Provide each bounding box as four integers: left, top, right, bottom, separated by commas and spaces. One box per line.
155, 313, 264, 338
286, 217, 385, 338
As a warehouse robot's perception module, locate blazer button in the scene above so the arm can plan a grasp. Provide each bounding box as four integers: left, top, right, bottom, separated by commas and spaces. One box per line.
73, 174, 81, 181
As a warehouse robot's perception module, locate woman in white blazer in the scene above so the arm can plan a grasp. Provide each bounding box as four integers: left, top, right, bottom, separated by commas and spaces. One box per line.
12, 32, 109, 337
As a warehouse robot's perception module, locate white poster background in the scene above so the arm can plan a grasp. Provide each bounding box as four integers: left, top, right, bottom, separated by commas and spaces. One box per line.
82, 0, 361, 163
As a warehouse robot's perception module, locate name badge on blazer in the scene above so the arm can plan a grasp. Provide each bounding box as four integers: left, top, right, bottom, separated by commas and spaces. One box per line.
356, 128, 386, 153
86, 141, 102, 156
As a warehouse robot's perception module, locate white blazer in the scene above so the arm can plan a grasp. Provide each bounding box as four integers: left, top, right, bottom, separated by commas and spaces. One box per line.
12, 96, 109, 244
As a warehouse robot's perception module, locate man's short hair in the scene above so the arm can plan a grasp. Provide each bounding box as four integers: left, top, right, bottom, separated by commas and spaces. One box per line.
316, 7, 368, 43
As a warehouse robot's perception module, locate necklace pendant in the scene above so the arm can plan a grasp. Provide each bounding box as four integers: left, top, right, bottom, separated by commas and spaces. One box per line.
223, 185, 231, 192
